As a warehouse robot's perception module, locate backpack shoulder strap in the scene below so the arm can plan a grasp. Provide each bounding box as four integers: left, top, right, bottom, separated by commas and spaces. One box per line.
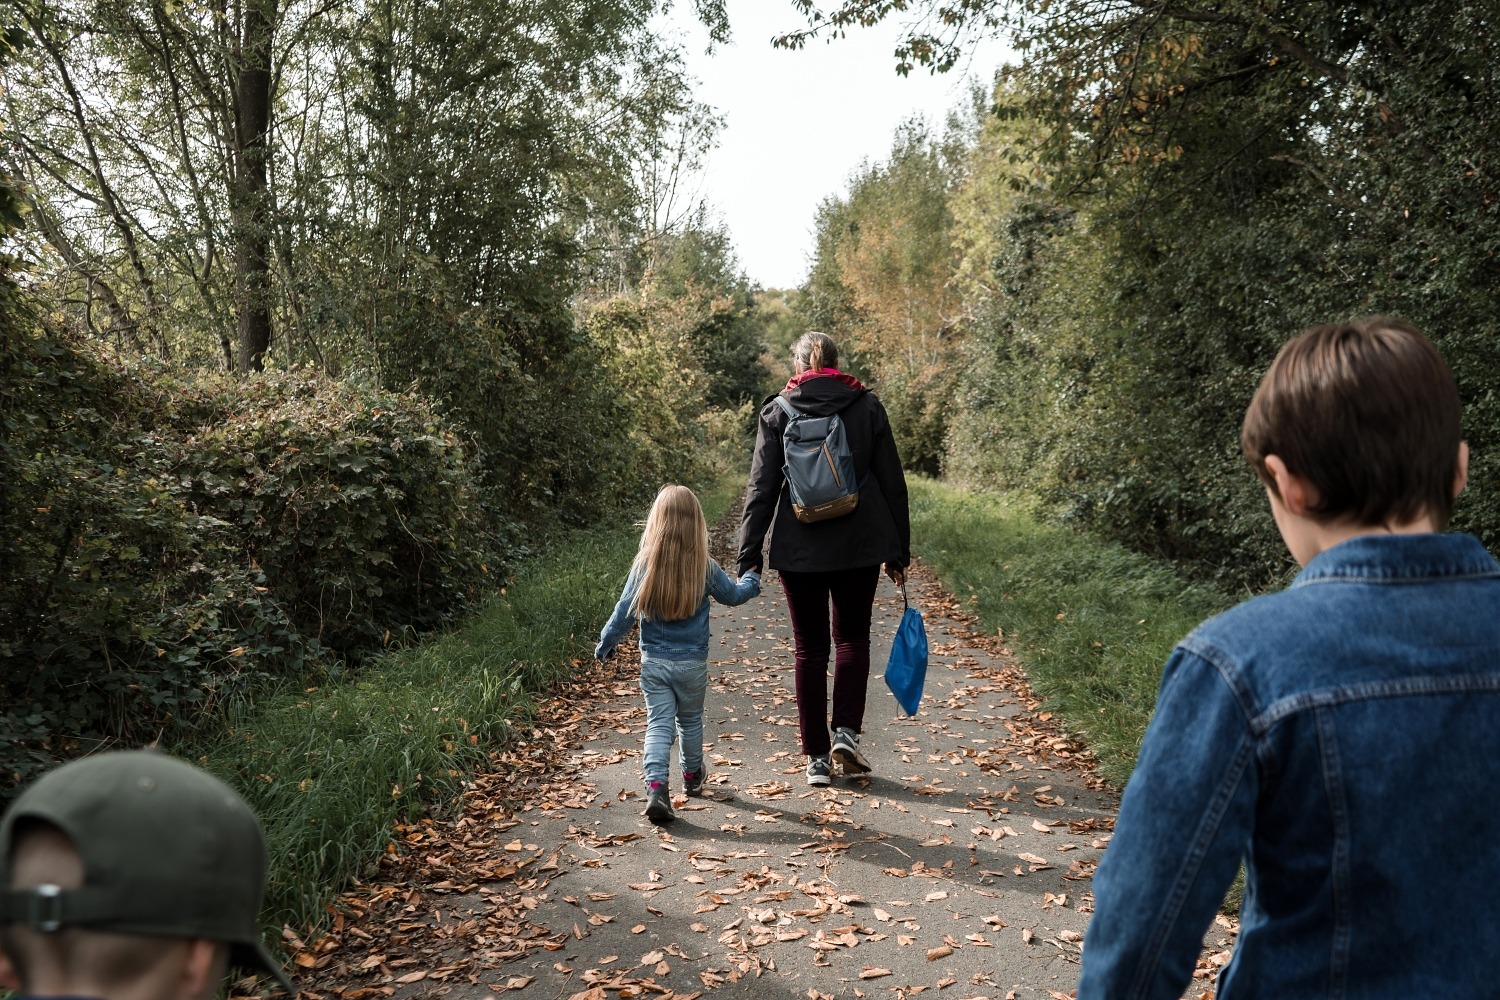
773, 395, 800, 421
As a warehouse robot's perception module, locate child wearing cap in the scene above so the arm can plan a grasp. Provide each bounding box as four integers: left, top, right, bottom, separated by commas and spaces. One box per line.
0, 750, 294, 1000
1077, 318, 1500, 998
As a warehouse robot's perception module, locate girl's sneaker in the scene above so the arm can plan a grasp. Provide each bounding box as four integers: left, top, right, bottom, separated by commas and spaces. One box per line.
805, 755, 832, 786
683, 768, 706, 797
831, 728, 871, 774
644, 782, 674, 823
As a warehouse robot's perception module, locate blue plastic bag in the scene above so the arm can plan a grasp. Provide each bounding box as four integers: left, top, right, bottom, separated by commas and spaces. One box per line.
883, 589, 928, 716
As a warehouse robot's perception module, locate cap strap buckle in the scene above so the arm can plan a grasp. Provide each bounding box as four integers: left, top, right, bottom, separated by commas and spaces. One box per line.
24, 883, 64, 933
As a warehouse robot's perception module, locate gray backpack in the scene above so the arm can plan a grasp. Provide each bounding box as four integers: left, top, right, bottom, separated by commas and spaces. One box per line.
774, 395, 864, 523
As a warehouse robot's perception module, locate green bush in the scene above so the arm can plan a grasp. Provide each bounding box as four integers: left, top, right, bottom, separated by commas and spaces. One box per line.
582, 295, 722, 496
167, 370, 488, 657
943, 197, 1299, 591
877, 360, 956, 479
370, 276, 690, 537
1, 321, 489, 797
2, 322, 292, 790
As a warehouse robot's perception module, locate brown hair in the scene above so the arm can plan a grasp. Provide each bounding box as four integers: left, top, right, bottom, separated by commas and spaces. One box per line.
791, 331, 839, 373
1241, 316, 1463, 528
630, 484, 709, 622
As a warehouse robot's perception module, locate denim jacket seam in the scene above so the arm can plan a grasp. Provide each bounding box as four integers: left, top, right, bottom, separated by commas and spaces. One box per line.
1251, 675, 1500, 732
1127, 733, 1256, 1000
1176, 637, 1262, 725
1315, 706, 1351, 1000
1291, 568, 1500, 588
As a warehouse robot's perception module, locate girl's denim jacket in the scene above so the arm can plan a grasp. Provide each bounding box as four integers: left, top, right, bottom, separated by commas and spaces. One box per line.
1079, 533, 1500, 999
595, 559, 759, 663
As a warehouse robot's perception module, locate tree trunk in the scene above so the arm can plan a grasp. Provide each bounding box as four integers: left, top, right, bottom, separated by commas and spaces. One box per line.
233, 0, 277, 373
25, 9, 170, 359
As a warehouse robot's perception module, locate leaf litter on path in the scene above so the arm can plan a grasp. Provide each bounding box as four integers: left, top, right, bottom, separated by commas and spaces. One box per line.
281, 500, 1231, 1000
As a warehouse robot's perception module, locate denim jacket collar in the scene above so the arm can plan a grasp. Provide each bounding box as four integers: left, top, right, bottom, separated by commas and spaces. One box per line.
1290, 531, 1500, 586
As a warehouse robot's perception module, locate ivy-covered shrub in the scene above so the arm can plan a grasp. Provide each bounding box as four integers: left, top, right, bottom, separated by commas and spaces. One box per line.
368, 272, 660, 537
1, 319, 488, 796
165, 371, 487, 657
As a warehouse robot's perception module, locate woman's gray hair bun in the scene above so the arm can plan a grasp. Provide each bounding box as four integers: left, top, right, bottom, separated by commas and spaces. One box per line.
792, 331, 839, 373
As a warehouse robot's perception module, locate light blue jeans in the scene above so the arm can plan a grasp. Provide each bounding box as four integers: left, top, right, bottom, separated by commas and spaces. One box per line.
638, 656, 708, 788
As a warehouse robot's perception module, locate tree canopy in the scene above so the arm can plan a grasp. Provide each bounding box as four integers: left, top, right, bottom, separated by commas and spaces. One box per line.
795, 2, 1500, 588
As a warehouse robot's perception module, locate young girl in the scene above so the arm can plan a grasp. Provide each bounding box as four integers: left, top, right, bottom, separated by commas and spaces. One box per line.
595, 485, 761, 822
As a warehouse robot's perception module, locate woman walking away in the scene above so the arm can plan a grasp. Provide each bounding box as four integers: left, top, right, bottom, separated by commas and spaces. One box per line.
597, 484, 761, 823
737, 332, 910, 786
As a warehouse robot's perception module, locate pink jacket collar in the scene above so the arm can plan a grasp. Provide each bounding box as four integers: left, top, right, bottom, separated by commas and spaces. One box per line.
784, 367, 866, 392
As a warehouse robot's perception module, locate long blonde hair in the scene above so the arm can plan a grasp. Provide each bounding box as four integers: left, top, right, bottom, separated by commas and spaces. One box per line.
630, 484, 709, 621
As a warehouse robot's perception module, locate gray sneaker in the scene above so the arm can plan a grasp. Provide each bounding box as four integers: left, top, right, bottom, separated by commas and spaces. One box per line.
644, 783, 675, 822
805, 755, 832, 786
683, 767, 706, 797
831, 728, 871, 775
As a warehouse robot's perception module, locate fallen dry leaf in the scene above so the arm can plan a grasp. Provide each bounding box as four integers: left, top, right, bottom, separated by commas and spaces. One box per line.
289, 555, 1123, 1000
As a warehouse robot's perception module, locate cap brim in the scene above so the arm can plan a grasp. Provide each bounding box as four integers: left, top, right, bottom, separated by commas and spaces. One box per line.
232, 940, 296, 996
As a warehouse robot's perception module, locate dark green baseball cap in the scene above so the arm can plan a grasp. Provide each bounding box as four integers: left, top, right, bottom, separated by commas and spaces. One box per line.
0, 749, 294, 995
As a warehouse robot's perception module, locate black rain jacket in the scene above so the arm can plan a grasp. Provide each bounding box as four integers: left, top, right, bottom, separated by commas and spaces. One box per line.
736, 373, 910, 576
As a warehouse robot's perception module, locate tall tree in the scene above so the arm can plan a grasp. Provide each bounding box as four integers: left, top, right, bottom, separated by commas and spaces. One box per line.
801, 117, 967, 474
642, 224, 771, 408
784, 2, 1500, 582
6, 0, 317, 370
4, 0, 730, 373
234, 0, 276, 372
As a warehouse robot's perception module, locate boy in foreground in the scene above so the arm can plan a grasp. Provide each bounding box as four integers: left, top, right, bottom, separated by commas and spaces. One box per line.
0, 749, 294, 1000
1078, 318, 1498, 998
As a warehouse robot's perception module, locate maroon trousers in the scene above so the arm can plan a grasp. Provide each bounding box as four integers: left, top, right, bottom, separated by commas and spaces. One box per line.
779, 565, 881, 757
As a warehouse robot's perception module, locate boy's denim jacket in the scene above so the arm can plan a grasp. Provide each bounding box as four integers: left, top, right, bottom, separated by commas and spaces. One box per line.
1079, 533, 1500, 999
595, 560, 759, 663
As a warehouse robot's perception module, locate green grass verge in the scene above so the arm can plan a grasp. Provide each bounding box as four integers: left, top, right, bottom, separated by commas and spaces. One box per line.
177, 474, 744, 933
908, 478, 1231, 788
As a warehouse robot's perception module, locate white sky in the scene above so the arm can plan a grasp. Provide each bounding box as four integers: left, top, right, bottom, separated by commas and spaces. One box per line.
660, 2, 1016, 290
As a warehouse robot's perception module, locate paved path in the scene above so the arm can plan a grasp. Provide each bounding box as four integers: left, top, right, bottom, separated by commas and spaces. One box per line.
297, 555, 1228, 1000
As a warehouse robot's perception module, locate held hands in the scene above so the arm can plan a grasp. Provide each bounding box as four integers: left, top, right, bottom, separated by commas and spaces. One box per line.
595, 643, 614, 663
885, 563, 906, 587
